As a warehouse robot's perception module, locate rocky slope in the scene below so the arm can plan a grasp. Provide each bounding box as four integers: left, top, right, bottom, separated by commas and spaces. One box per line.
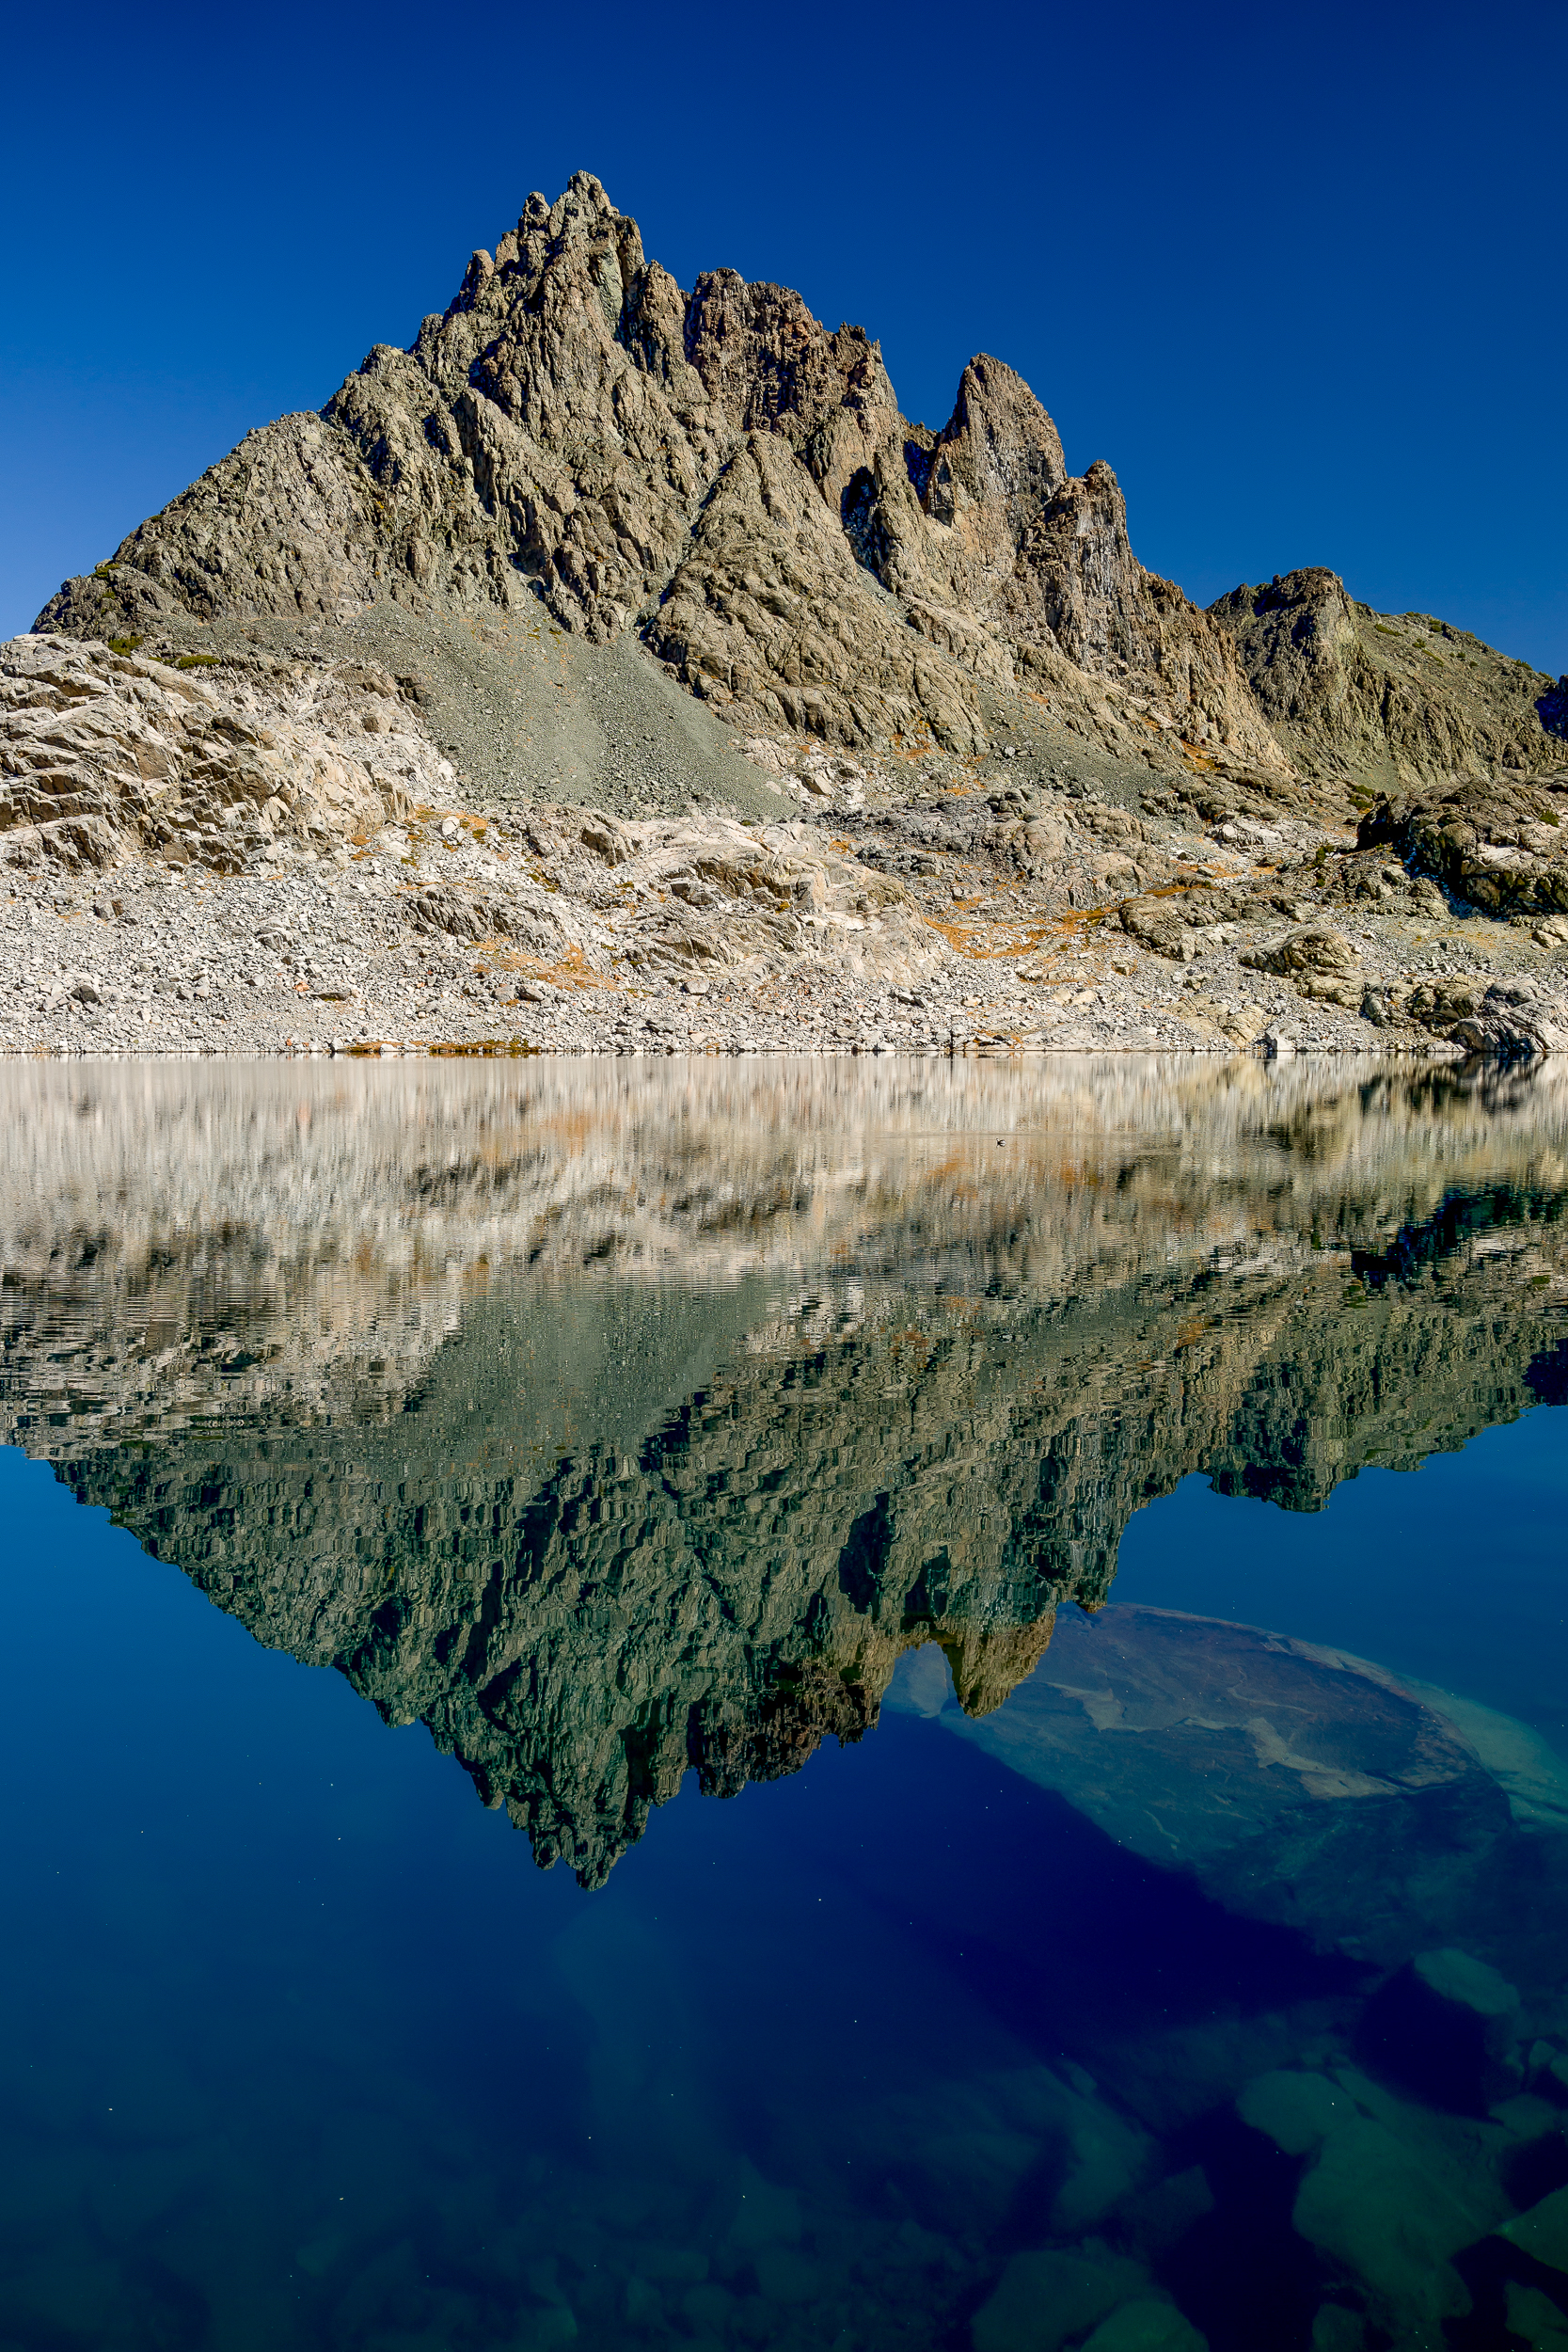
1210, 568, 1565, 795
4, 1057, 1564, 1886
9, 172, 1568, 1059
7, 627, 1568, 1062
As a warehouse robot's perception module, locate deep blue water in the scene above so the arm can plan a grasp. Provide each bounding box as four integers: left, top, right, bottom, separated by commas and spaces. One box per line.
0, 1444, 1371, 2352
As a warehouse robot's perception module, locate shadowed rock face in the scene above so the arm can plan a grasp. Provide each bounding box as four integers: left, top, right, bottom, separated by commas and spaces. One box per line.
3, 1059, 1566, 1885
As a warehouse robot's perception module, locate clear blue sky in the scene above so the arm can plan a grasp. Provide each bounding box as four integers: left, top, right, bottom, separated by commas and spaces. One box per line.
4, 0, 1563, 674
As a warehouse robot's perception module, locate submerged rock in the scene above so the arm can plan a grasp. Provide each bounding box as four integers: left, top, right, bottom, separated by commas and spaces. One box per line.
1308, 2308, 1368, 2352
1507, 2281, 1568, 2347
1502, 2184, 1568, 2273
1079, 2301, 1207, 2352
1237, 2071, 1359, 2156
943, 1606, 1537, 1971
1414, 1947, 1521, 2021
1240, 2063, 1511, 2337
970, 2247, 1150, 2352
1292, 2114, 1490, 2331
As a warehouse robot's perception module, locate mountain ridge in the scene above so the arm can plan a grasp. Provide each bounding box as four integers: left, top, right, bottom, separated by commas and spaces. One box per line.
39, 171, 1562, 794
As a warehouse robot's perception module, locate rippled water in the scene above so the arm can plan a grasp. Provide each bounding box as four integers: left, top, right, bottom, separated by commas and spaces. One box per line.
0, 1057, 1564, 2352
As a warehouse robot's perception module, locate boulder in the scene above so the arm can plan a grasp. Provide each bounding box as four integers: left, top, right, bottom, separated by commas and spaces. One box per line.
1449, 980, 1568, 1058
1240, 927, 1359, 978
1359, 779, 1568, 917
1501, 2185, 1568, 2274
971, 2248, 1149, 2352
1239, 927, 1363, 1007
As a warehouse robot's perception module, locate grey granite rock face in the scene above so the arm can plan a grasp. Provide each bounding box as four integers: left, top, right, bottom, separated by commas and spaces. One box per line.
1359, 770, 1568, 919
0, 632, 444, 871
26, 176, 1567, 812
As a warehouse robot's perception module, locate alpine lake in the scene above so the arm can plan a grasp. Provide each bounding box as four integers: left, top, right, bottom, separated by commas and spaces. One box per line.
1, 1055, 1565, 2352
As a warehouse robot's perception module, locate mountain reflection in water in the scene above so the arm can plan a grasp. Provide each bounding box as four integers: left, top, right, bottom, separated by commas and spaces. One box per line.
2, 1057, 1565, 1889
1, 1057, 1566, 2352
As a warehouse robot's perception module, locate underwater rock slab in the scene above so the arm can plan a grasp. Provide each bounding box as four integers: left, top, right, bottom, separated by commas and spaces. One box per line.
970, 2247, 1152, 2352
1239, 2061, 1513, 2337
1508, 2281, 1568, 2348
1291, 2111, 1498, 2330
1414, 1947, 1521, 2019
1237, 2069, 1360, 2155
940, 1606, 1568, 1974
1503, 2184, 1568, 2273
1080, 2302, 1207, 2352
1399, 1677, 1568, 1833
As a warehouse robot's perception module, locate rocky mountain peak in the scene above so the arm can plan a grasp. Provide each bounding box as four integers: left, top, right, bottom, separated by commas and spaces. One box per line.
1209, 568, 1360, 723
928, 354, 1068, 516
1212, 566, 1565, 793
30, 172, 1566, 828
38, 174, 1284, 770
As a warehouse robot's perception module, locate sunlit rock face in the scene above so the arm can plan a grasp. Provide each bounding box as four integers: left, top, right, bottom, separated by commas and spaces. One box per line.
2, 1059, 1566, 1885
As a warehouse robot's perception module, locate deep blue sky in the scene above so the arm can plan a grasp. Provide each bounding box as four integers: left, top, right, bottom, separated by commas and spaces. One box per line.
5, 0, 1563, 672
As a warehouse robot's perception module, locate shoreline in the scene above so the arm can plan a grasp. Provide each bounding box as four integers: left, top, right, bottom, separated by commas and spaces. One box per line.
5, 635, 1564, 1067
0, 1036, 1465, 1060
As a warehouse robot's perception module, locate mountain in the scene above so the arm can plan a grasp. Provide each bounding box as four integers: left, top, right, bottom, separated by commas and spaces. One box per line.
9, 175, 1568, 1064
37, 175, 1564, 800
1211, 568, 1564, 793
36, 175, 1275, 775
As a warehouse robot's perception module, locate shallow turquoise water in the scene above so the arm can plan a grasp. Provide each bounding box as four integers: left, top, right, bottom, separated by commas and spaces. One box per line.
0, 1057, 1563, 2351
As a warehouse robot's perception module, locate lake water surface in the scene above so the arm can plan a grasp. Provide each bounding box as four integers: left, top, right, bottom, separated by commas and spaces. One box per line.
0, 1057, 1565, 2352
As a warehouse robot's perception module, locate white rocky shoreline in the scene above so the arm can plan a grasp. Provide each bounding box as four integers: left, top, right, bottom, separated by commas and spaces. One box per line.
6, 634, 1565, 1065
0, 836, 1527, 1065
